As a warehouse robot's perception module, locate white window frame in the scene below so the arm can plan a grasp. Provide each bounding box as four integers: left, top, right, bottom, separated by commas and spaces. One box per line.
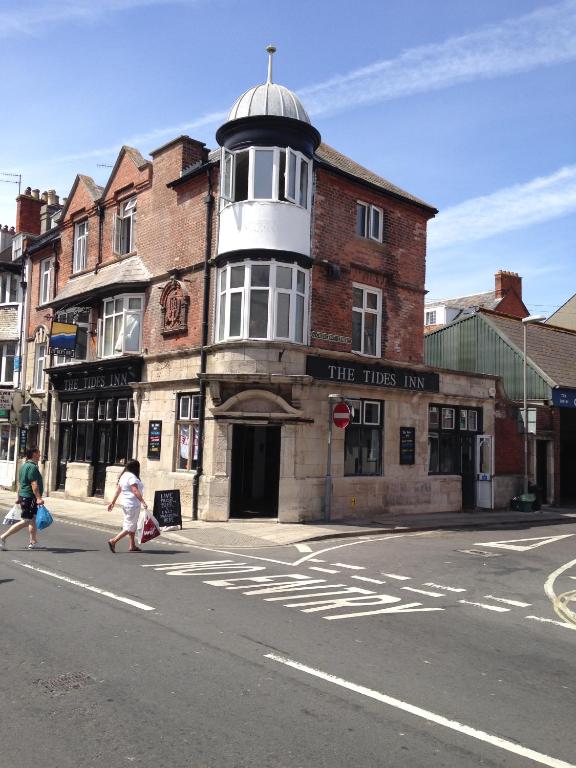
425, 310, 437, 326
175, 393, 200, 471
356, 200, 383, 242
61, 401, 74, 421
33, 342, 46, 392
215, 261, 309, 344
97, 293, 144, 358
0, 272, 20, 304
116, 397, 136, 421
441, 407, 455, 430
0, 342, 16, 385
352, 283, 382, 357
113, 197, 137, 255
11, 234, 24, 262
73, 220, 88, 273
220, 146, 311, 209
39, 258, 55, 305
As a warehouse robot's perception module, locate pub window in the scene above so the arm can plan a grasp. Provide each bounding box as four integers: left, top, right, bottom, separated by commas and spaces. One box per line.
98, 294, 143, 357
74, 399, 95, 462
116, 398, 136, 420
61, 401, 74, 421
344, 398, 383, 476
176, 393, 200, 471
429, 406, 439, 429
441, 407, 455, 430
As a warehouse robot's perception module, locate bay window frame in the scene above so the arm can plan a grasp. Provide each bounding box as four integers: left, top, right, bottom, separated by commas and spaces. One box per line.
97, 293, 144, 358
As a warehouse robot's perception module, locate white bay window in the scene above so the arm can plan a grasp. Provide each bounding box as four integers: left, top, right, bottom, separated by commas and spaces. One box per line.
216, 261, 308, 343
221, 146, 311, 209
98, 294, 143, 357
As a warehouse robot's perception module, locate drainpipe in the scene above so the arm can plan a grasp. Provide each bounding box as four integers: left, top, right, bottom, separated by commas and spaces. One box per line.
191, 167, 214, 520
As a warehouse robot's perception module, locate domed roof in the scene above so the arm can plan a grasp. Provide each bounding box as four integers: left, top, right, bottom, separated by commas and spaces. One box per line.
227, 46, 311, 124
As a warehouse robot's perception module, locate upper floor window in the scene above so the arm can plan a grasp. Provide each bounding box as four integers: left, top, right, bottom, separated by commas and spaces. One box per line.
0, 273, 19, 304
33, 342, 46, 392
73, 220, 88, 273
0, 342, 16, 385
352, 284, 382, 357
97, 294, 143, 357
425, 310, 437, 326
113, 197, 136, 255
216, 261, 308, 343
221, 147, 310, 209
356, 202, 383, 242
39, 258, 55, 305
53, 308, 90, 366
11, 234, 24, 262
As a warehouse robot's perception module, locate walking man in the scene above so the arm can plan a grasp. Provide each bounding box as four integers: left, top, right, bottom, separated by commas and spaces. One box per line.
0, 447, 46, 550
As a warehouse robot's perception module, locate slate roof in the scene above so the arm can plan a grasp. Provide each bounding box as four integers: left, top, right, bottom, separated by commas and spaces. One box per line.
426, 290, 501, 312
27, 228, 61, 255
0, 245, 12, 264
45, 255, 151, 307
482, 310, 576, 388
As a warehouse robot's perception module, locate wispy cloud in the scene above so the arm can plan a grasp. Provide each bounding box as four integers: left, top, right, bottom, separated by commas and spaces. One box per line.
428, 165, 576, 250
300, 0, 576, 116
0, 0, 198, 38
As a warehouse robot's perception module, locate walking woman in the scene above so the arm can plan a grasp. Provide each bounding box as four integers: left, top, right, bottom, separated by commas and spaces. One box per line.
106, 460, 147, 553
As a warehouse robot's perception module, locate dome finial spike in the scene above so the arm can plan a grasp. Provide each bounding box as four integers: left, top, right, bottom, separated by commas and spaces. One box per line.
266, 44, 276, 83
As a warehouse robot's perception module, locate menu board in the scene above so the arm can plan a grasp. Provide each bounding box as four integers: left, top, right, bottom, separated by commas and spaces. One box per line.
147, 420, 162, 460
153, 490, 182, 529
399, 427, 415, 465
19, 428, 28, 456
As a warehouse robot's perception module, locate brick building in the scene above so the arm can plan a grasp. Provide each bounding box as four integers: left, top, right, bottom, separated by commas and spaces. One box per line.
22, 50, 497, 519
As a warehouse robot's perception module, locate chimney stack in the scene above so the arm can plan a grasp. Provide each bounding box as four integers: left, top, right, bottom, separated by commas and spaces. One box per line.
16, 188, 43, 235
495, 270, 522, 301
0, 224, 15, 253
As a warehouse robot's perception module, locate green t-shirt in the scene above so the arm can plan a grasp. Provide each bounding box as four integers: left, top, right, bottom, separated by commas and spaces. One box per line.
18, 461, 43, 498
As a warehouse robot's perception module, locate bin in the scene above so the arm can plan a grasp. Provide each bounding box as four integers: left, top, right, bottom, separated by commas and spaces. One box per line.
519, 493, 536, 513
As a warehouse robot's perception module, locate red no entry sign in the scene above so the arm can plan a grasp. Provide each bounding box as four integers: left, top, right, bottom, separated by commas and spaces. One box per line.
332, 401, 351, 429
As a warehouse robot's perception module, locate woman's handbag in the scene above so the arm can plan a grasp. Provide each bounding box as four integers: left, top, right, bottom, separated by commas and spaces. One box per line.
136, 508, 161, 546
36, 504, 53, 530
2, 503, 21, 526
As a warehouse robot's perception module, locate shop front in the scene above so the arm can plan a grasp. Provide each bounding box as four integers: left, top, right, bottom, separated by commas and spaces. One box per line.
47, 357, 142, 498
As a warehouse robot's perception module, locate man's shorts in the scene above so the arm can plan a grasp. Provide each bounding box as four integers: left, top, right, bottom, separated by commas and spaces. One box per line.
18, 496, 38, 520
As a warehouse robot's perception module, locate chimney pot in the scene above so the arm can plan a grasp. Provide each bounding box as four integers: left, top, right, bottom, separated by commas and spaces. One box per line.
25, 187, 32, 196
32, 189, 40, 199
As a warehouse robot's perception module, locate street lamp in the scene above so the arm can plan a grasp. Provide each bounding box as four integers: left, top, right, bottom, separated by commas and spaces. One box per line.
522, 315, 546, 496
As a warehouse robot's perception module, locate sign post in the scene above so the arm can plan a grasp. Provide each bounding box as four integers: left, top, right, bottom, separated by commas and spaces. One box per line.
325, 396, 350, 523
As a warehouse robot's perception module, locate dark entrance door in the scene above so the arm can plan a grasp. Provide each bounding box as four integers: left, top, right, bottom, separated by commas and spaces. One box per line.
92, 423, 113, 497
56, 424, 73, 490
230, 425, 281, 518
536, 441, 548, 504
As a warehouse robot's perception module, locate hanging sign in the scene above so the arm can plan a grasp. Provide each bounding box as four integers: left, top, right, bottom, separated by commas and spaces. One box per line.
333, 402, 351, 429
48, 321, 78, 356
153, 490, 182, 529
552, 388, 576, 408
147, 420, 162, 460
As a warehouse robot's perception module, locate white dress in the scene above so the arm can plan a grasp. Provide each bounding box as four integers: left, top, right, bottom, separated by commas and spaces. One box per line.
117, 472, 144, 532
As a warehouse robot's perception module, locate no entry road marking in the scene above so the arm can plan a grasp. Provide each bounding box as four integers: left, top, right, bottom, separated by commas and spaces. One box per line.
265, 653, 576, 768
475, 534, 574, 552
13, 560, 155, 611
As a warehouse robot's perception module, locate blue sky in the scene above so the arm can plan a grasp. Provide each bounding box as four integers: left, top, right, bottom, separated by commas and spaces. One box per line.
1, 0, 575, 317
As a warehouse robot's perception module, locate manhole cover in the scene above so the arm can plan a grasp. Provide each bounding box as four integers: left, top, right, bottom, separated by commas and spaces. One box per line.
34, 671, 95, 695
457, 548, 502, 557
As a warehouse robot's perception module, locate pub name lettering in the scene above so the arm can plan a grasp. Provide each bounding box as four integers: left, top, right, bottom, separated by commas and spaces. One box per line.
64, 372, 129, 391
327, 364, 425, 390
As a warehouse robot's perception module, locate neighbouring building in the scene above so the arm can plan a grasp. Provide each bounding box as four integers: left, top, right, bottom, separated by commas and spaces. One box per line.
424, 270, 529, 332
21, 49, 498, 520
426, 308, 576, 506
546, 292, 576, 331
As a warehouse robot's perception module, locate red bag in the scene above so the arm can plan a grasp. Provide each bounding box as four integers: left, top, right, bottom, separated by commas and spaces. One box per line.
136, 510, 161, 545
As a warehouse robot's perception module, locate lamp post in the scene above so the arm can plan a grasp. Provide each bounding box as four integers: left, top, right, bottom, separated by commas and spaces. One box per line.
522, 315, 546, 495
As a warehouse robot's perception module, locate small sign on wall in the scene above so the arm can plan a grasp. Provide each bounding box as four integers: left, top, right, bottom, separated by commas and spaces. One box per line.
399, 427, 415, 465
147, 420, 162, 460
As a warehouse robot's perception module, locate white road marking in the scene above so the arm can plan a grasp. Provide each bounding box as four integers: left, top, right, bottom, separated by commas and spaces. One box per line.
309, 566, 340, 574
526, 616, 576, 631
458, 549, 502, 557
308, 558, 325, 562
475, 534, 574, 552
351, 575, 387, 585
544, 556, 576, 626
292, 531, 435, 567
381, 572, 411, 580
402, 586, 445, 598
332, 563, 365, 570
484, 595, 532, 608
459, 599, 509, 613
325, 602, 444, 620
265, 654, 576, 768
424, 582, 466, 593
12, 560, 155, 611
294, 543, 312, 553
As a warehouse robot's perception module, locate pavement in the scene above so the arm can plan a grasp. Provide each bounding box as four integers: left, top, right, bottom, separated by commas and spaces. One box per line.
1, 488, 575, 549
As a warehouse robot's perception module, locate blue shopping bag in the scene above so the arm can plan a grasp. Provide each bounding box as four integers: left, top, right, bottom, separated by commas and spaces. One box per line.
36, 504, 53, 530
